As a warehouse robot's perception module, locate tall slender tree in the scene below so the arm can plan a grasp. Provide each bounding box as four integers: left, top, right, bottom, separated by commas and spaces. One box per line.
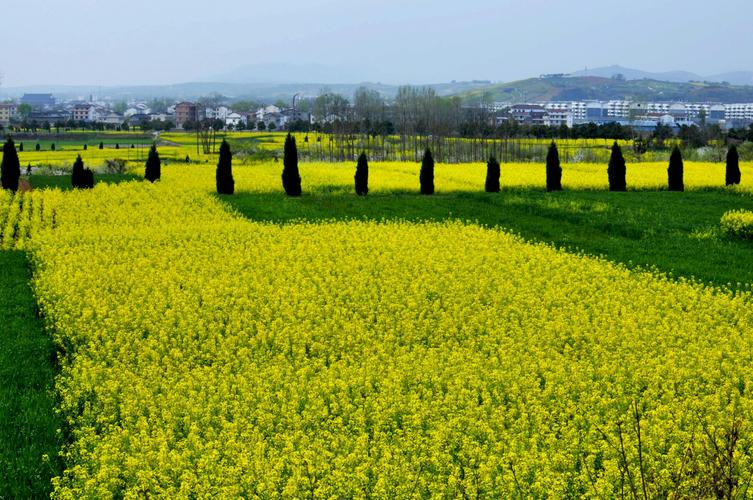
668, 146, 684, 192
216, 139, 235, 195
1, 138, 21, 191
71, 155, 94, 189
607, 142, 627, 192
420, 148, 435, 195
72, 154, 84, 188
282, 133, 302, 196
145, 144, 161, 183
485, 156, 501, 193
354, 151, 369, 196
546, 142, 562, 192
726, 145, 741, 186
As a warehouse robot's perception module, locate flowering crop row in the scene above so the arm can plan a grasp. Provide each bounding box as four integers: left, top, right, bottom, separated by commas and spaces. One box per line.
721, 209, 753, 239
147, 161, 753, 194
0, 171, 741, 497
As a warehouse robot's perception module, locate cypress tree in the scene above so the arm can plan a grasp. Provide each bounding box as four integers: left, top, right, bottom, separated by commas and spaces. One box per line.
83, 167, 94, 189
83, 143, 88, 151
99, 142, 104, 150
51, 143, 55, 151
726, 145, 741, 186
1, 138, 21, 191
71, 154, 85, 188
185, 155, 190, 163
485, 156, 501, 193
115, 143, 119, 150
35, 143, 40, 151
354, 151, 369, 196
668, 146, 684, 192
281, 133, 302, 197
215, 139, 234, 195
420, 148, 435, 195
19, 142, 23, 152
144, 144, 161, 183
546, 141, 562, 192
607, 142, 627, 192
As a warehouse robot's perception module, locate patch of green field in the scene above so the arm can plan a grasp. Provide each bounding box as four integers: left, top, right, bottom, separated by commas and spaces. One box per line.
0, 251, 61, 498
223, 189, 753, 289
27, 173, 142, 190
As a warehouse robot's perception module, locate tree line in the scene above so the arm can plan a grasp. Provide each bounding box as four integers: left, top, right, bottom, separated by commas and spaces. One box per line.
208, 134, 743, 199
0, 133, 742, 195
0, 138, 163, 191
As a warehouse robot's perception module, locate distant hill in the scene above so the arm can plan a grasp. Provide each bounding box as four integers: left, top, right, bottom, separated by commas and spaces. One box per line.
458, 76, 753, 104
570, 65, 753, 86
0, 81, 493, 102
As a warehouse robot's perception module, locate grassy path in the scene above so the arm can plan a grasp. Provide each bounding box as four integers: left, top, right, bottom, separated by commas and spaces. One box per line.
0, 251, 61, 498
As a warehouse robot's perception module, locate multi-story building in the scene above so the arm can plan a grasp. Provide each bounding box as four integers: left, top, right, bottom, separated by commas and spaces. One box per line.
174, 102, 198, 129
544, 110, 574, 128
725, 103, 753, 125
0, 104, 18, 125
72, 104, 97, 122
509, 104, 547, 125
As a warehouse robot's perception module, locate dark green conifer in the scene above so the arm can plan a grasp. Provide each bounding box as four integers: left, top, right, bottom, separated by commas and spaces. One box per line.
546, 142, 562, 192
145, 144, 161, 183
726, 145, 741, 186
281, 133, 302, 196
354, 152, 369, 196
420, 148, 435, 195
1, 138, 21, 191
216, 140, 234, 195
668, 146, 684, 192
485, 156, 501, 193
608, 142, 627, 192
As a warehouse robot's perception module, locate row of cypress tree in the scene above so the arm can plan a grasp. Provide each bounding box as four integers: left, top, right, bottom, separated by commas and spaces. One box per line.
541, 142, 741, 193
0, 136, 744, 195
243, 136, 742, 197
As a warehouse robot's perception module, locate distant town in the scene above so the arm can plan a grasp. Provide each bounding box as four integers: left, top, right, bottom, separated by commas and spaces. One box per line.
2, 90, 753, 135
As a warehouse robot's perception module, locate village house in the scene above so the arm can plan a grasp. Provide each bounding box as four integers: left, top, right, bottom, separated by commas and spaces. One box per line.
0, 104, 18, 125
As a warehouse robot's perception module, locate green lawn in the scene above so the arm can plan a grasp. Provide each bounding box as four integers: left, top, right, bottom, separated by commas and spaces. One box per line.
223, 188, 753, 289
0, 251, 61, 498
28, 173, 141, 190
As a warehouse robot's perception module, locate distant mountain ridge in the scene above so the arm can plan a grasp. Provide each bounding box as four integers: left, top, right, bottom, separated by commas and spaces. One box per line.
459, 76, 753, 104
0, 81, 492, 102
570, 65, 753, 86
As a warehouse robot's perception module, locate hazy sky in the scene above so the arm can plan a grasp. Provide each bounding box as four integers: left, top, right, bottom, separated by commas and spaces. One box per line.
1, 0, 750, 87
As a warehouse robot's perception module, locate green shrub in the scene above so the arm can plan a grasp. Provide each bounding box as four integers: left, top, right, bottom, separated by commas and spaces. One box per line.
721, 210, 753, 239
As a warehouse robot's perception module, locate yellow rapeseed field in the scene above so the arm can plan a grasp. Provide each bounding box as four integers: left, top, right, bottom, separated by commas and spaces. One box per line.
139, 161, 753, 193
1, 165, 753, 496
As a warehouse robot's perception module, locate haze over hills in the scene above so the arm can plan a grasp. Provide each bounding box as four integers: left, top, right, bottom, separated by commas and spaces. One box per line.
2, 65, 753, 104
0, 81, 493, 103
569, 65, 753, 86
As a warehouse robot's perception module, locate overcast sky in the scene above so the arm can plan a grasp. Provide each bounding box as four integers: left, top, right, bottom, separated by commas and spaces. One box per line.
0, 0, 750, 87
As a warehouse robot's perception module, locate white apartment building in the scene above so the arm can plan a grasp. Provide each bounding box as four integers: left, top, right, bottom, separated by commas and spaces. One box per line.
0, 104, 18, 125
544, 110, 574, 127
725, 103, 753, 122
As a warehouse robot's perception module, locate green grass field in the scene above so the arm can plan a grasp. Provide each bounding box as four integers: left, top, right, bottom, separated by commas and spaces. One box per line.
0, 251, 61, 499
27, 173, 141, 190
223, 188, 753, 290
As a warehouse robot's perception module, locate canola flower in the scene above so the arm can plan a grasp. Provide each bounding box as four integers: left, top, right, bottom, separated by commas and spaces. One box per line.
1, 167, 753, 496
721, 209, 753, 239
149, 161, 753, 194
